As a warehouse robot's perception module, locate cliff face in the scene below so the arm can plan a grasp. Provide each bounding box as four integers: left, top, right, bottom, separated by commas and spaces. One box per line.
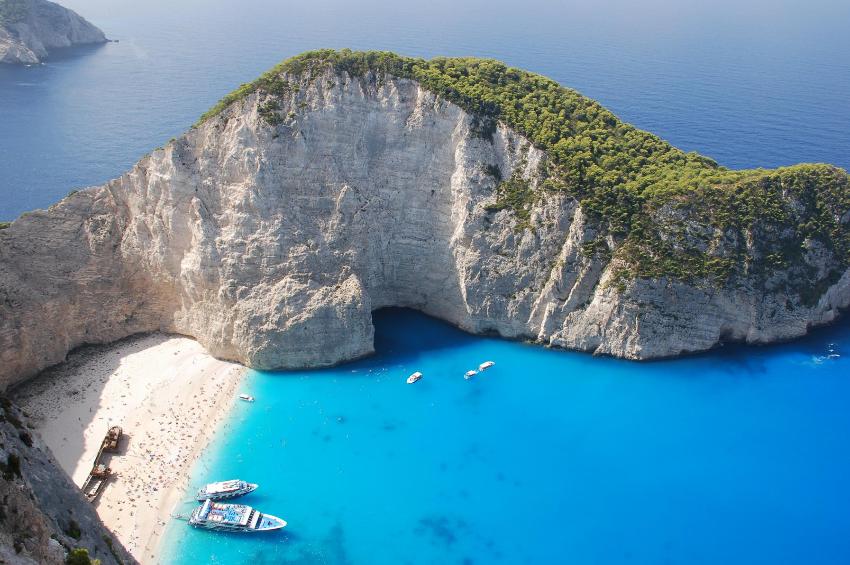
0, 64, 848, 387
0, 399, 131, 564
0, 0, 105, 65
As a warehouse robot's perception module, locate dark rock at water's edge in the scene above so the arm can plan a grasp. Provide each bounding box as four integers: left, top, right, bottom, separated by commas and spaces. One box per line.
0, 0, 106, 65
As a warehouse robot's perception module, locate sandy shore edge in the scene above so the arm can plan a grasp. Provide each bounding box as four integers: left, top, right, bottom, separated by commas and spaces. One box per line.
12, 333, 246, 564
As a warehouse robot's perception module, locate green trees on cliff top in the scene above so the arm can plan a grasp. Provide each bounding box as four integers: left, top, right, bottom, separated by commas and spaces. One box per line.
199, 49, 850, 291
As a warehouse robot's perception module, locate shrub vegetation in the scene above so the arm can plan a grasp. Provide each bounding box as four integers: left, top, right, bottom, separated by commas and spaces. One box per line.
0, 0, 29, 25
197, 49, 850, 294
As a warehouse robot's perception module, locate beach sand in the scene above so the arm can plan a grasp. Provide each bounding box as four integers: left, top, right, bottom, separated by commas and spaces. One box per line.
13, 333, 245, 564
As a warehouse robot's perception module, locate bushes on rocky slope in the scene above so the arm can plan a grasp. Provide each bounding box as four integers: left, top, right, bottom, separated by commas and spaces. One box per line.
66, 548, 100, 565
198, 49, 850, 294
0, 0, 29, 25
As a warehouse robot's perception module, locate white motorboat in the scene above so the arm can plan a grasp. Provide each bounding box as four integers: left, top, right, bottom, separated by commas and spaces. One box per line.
478, 361, 495, 371
196, 479, 258, 501
239, 394, 255, 402
464, 370, 478, 380
189, 499, 286, 532
407, 371, 423, 384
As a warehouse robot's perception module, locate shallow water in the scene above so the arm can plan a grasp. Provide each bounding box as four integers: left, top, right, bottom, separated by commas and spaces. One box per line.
161, 309, 850, 564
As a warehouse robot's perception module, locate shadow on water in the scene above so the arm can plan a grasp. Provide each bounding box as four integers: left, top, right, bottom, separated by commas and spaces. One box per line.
647, 311, 850, 378
257, 305, 850, 384
0, 42, 108, 83
368, 306, 850, 382
371, 308, 483, 359
245, 522, 351, 565
261, 308, 488, 378
42, 42, 109, 64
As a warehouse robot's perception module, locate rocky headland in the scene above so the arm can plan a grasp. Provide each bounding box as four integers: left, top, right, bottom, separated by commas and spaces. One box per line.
0, 0, 106, 65
1, 49, 849, 389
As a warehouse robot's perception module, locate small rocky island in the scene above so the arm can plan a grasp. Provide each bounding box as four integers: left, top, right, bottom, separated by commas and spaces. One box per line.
1, 50, 849, 387
0, 0, 106, 64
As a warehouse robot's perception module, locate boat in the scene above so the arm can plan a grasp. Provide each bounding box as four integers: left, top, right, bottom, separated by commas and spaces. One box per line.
102, 426, 122, 453
478, 361, 495, 371
188, 499, 286, 532
406, 371, 423, 384
196, 479, 258, 501
464, 370, 478, 380
81, 463, 111, 502
238, 394, 255, 402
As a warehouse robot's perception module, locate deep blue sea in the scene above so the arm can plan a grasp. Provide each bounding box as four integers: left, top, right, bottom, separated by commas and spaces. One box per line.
2, 1, 850, 563
1, 0, 849, 219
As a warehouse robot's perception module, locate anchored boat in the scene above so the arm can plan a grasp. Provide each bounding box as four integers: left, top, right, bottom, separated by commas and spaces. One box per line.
239, 394, 255, 402
196, 479, 258, 501
189, 499, 286, 532
464, 370, 478, 380
406, 371, 423, 384
478, 361, 495, 371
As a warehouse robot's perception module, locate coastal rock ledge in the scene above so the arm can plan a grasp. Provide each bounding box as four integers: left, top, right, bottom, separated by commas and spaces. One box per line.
0, 0, 106, 65
1, 50, 849, 387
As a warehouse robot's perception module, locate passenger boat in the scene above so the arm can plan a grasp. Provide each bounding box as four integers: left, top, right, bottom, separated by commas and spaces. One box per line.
464, 370, 478, 380
189, 499, 286, 532
196, 479, 258, 501
406, 371, 423, 384
478, 361, 495, 371
239, 394, 255, 402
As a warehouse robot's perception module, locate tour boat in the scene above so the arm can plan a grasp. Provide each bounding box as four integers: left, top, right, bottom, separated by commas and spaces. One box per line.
196, 479, 258, 501
239, 394, 255, 402
478, 361, 495, 371
406, 371, 423, 384
189, 499, 286, 532
464, 370, 478, 380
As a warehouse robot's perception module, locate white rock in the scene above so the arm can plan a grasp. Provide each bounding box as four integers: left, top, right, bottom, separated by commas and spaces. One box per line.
0, 69, 847, 387
0, 0, 106, 65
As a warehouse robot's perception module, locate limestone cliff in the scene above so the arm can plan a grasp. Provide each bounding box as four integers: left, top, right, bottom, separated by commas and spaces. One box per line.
0, 398, 131, 564
0, 51, 848, 388
0, 0, 105, 65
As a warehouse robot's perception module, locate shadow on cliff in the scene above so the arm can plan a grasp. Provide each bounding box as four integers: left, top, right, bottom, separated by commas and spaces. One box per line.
9, 333, 172, 482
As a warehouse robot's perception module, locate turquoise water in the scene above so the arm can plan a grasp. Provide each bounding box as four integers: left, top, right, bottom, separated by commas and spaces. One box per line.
162, 309, 850, 564
2, 1, 849, 562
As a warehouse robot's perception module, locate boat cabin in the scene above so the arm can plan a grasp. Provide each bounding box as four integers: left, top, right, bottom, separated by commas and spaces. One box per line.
103, 426, 122, 452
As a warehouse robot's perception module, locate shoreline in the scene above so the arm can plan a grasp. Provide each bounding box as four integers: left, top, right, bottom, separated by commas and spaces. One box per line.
12, 333, 246, 564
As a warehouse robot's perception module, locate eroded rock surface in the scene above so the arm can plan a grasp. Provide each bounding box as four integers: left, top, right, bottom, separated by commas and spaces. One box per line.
0, 399, 131, 563
0, 68, 848, 387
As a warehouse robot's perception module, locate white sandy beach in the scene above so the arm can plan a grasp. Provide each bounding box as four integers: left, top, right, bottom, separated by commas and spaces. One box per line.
13, 333, 245, 564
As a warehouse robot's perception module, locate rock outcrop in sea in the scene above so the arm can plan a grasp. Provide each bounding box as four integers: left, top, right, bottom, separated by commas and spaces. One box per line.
0, 0, 106, 65
0, 50, 848, 388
